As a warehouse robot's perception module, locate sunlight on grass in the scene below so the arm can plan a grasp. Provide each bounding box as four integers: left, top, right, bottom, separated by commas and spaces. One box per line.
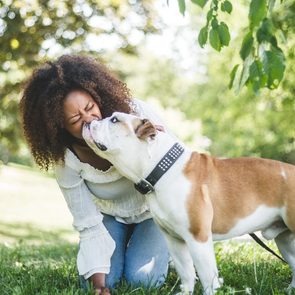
0, 240, 293, 295
0, 164, 294, 294
0, 163, 77, 244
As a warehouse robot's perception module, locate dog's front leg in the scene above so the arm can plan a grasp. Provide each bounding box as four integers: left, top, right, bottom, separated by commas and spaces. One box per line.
160, 230, 196, 294
186, 235, 221, 295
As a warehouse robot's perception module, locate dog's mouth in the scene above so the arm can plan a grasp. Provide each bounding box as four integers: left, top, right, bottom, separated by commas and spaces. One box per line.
93, 141, 107, 151
82, 122, 108, 152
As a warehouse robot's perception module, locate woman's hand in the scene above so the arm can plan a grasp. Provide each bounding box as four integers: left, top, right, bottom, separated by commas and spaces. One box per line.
95, 287, 111, 295
90, 273, 111, 295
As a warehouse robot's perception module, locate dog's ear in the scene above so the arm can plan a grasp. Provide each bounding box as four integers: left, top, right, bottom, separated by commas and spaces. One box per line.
135, 119, 157, 140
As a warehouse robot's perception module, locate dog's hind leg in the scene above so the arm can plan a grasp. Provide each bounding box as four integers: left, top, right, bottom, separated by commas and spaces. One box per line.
160, 230, 196, 295
261, 220, 288, 240
274, 230, 295, 293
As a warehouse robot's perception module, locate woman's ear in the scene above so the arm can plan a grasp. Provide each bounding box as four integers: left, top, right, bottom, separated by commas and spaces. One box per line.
135, 119, 157, 140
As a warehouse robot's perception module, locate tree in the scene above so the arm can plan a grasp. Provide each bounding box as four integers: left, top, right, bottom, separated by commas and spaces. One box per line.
174, 1, 295, 163
175, 0, 291, 94
0, 0, 158, 164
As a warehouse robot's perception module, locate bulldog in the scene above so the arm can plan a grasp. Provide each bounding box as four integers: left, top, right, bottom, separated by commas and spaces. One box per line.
82, 112, 295, 295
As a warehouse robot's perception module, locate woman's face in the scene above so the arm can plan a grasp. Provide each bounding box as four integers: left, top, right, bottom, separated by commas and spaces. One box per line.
63, 90, 102, 139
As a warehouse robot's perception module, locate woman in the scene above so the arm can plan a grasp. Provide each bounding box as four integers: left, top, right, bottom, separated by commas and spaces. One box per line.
20, 55, 169, 295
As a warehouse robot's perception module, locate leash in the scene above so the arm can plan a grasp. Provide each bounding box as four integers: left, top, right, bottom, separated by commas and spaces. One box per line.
249, 233, 287, 264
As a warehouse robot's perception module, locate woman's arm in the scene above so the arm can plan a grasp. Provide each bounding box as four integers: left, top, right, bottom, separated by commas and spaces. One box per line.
55, 163, 115, 291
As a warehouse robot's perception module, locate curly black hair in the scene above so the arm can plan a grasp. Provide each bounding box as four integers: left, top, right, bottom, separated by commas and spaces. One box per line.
20, 54, 134, 170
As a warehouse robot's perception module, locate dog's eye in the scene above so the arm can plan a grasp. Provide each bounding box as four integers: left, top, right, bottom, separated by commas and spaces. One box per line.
111, 116, 119, 123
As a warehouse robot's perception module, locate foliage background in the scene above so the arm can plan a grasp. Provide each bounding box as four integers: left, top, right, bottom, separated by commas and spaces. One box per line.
0, 0, 294, 165
0, 1, 295, 294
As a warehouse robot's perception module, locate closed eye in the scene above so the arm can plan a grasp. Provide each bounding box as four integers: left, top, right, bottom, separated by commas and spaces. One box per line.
71, 116, 81, 124
86, 104, 94, 111
111, 116, 119, 123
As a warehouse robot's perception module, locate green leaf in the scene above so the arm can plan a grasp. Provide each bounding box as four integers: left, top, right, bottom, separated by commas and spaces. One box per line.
206, 9, 214, 23
248, 59, 267, 93
221, 0, 233, 14
268, 0, 276, 12
191, 0, 208, 8
229, 64, 239, 89
232, 57, 253, 94
239, 32, 254, 60
270, 36, 279, 49
261, 48, 286, 89
209, 28, 221, 51
256, 19, 274, 43
198, 26, 208, 48
178, 0, 186, 16
249, 0, 267, 29
211, 18, 218, 29
239, 58, 252, 90
218, 22, 230, 47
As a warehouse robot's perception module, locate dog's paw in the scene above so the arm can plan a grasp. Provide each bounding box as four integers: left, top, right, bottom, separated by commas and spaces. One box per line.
175, 284, 193, 295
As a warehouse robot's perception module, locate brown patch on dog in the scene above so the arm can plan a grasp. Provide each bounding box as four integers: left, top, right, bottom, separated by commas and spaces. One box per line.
187, 184, 213, 242
135, 119, 157, 140
184, 152, 295, 236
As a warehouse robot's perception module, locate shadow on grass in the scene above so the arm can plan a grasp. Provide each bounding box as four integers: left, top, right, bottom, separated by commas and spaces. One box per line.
0, 222, 81, 294
0, 241, 82, 295
0, 225, 294, 294
0, 221, 75, 244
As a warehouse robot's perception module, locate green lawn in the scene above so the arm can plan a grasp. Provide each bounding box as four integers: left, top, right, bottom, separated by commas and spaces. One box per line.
0, 164, 294, 294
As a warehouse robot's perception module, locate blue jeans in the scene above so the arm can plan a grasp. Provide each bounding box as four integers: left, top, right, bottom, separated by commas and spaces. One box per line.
80, 214, 169, 290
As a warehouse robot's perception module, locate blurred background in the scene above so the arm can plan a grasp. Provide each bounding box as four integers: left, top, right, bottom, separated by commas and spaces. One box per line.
0, 0, 294, 243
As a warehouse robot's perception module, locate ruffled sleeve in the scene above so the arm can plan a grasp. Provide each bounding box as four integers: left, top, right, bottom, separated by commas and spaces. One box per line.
55, 163, 116, 279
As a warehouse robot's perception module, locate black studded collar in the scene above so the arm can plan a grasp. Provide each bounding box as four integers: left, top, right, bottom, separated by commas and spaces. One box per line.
134, 143, 184, 195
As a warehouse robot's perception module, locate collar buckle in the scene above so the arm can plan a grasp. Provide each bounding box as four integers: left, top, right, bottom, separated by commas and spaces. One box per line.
134, 179, 154, 195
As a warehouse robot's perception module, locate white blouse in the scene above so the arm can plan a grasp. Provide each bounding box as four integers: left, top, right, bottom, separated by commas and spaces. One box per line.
55, 99, 167, 279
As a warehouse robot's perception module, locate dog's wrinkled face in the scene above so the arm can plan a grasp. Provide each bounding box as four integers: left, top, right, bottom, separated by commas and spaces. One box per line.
82, 112, 157, 159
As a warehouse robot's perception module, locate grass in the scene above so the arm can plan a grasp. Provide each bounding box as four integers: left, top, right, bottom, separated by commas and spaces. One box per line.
1, 239, 294, 295
0, 164, 294, 294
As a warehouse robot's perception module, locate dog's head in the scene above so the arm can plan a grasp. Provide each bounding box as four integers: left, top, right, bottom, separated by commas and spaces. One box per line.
82, 112, 157, 162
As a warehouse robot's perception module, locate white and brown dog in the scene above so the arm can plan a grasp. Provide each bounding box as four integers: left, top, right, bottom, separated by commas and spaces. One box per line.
82, 112, 295, 295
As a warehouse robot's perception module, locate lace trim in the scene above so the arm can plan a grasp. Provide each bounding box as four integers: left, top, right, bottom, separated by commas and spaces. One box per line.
64, 149, 123, 183
92, 196, 150, 218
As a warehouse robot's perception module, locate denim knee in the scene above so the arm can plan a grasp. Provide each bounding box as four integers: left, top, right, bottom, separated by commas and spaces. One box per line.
105, 271, 122, 289
124, 218, 169, 288
125, 268, 166, 288
79, 274, 89, 290
124, 256, 168, 288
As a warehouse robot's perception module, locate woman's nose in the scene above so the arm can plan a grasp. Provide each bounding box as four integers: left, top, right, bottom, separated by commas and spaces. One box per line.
82, 113, 94, 124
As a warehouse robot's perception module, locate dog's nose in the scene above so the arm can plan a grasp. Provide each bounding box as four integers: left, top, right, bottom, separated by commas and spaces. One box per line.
84, 122, 90, 129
